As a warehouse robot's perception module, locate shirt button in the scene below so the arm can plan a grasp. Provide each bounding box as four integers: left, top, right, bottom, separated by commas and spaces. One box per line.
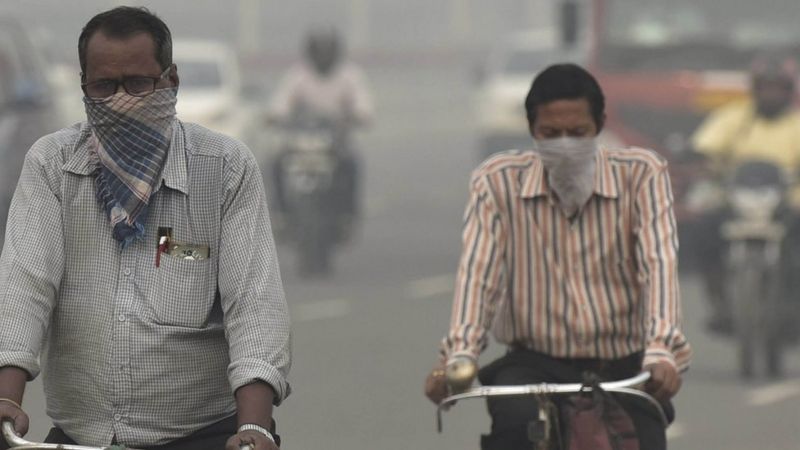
114, 414, 121, 421
118, 314, 126, 322
123, 268, 132, 276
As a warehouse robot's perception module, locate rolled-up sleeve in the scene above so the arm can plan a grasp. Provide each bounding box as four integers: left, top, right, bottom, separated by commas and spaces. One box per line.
218, 150, 291, 404
0, 150, 64, 378
635, 164, 692, 372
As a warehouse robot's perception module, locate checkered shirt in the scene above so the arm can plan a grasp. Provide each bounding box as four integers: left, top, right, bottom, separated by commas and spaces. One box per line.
0, 121, 291, 447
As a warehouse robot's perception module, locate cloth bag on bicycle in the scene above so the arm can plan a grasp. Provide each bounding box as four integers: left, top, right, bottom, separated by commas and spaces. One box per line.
561, 375, 639, 450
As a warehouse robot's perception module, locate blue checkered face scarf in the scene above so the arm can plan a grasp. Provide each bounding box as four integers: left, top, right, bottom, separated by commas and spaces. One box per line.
84, 87, 178, 247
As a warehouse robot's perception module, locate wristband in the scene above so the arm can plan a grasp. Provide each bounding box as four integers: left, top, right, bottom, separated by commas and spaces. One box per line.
238, 423, 276, 445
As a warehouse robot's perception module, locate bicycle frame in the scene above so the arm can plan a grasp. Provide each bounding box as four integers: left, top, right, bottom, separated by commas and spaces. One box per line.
436, 372, 668, 433
1, 421, 254, 450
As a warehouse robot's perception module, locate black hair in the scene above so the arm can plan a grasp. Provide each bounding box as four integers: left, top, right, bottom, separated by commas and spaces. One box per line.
78, 6, 172, 76
524, 63, 605, 131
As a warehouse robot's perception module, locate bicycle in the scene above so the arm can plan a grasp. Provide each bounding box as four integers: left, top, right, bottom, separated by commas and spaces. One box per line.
2, 420, 254, 450
436, 370, 668, 449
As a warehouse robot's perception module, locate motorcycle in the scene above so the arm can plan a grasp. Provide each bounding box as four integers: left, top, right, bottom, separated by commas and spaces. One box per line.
272, 115, 352, 276
720, 160, 791, 378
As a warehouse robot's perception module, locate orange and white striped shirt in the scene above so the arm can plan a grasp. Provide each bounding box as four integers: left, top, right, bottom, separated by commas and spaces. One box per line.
442, 147, 692, 371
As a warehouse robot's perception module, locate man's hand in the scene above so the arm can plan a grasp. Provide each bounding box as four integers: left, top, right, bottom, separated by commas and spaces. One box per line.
225, 430, 278, 450
232, 382, 276, 449
0, 400, 29, 438
424, 363, 449, 405
644, 361, 682, 402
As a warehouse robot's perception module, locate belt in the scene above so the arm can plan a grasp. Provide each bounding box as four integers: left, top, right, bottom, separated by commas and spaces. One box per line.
507, 343, 643, 380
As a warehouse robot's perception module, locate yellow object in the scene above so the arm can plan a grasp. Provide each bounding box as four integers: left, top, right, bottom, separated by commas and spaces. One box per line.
693, 89, 749, 112
445, 355, 477, 393
692, 99, 800, 173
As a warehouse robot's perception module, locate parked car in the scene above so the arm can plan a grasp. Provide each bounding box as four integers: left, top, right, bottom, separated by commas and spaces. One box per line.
0, 15, 61, 252
474, 28, 588, 158
172, 39, 254, 142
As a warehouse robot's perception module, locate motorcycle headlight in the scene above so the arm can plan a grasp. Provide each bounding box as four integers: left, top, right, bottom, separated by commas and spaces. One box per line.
729, 187, 782, 221
291, 131, 333, 152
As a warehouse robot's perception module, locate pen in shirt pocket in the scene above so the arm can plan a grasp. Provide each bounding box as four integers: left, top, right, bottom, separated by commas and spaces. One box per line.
155, 227, 172, 268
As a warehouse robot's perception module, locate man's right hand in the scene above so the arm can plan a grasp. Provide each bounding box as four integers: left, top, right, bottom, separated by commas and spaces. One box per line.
0, 366, 29, 445
0, 399, 29, 439
424, 364, 449, 405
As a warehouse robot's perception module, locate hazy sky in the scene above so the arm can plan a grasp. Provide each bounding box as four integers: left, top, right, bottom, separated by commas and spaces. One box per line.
1, 0, 554, 66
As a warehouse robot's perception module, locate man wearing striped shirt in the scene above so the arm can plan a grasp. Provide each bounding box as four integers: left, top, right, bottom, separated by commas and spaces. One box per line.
425, 64, 691, 449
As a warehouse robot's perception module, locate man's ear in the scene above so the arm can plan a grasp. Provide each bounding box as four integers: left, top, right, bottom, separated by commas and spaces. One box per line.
596, 113, 607, 134
528, 121, 536, 138
168, 64, 179, 87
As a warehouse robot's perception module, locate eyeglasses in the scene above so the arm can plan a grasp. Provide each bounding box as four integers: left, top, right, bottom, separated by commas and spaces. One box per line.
81, 67, 171, 101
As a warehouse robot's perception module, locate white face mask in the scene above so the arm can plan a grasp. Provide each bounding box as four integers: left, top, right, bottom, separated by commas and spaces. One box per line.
534, 137, 598, 218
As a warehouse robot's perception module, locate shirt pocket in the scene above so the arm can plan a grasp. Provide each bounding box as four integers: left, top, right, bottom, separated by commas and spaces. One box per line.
148, 254, 217, 328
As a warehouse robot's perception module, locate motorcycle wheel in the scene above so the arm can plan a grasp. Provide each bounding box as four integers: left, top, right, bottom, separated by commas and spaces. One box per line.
297, 233, 331, 276
765, 329, 784, 379
732, 260, 760, 379
294, 198, 333, 277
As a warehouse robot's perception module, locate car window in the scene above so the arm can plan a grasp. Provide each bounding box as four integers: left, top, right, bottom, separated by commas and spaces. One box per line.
0, 19, 52, 105
177, 61, 222, 89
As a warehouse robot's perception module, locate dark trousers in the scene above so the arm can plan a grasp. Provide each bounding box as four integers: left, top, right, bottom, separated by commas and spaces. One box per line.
43, 415, 238, 450
478, 348, 673, 450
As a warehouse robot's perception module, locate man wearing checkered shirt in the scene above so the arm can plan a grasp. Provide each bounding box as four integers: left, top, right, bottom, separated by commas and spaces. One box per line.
0, 6, 290, 450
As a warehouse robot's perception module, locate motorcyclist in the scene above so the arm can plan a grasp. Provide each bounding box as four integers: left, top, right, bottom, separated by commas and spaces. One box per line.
689, 52, 800, 334
266, 28, 373, 237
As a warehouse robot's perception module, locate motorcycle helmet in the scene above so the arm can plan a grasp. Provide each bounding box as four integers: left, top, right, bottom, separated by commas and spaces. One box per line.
750, 52, 798, 118
305, 28, 342, 76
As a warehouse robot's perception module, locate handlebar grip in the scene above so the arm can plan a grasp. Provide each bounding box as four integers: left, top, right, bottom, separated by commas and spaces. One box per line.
1, 420, 23, 446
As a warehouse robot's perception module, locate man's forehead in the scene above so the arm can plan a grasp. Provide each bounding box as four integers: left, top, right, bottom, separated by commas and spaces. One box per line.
538, 98, 590, 112
536, 99, 592, 121
84, 31, 159, 74
86, 30, 156, 53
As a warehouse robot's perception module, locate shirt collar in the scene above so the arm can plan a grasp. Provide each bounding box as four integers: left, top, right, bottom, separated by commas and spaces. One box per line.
520, 148, 619, 199
62, 120, 188, 195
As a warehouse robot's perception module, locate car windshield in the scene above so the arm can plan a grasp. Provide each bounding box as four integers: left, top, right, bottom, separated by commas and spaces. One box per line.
599, 0, 800, 70
177, 61, 222, 89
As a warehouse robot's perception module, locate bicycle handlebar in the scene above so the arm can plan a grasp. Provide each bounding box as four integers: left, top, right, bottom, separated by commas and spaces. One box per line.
436, 372, 668, 432
1, 421, 255, 450
2, 420, 128, 450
